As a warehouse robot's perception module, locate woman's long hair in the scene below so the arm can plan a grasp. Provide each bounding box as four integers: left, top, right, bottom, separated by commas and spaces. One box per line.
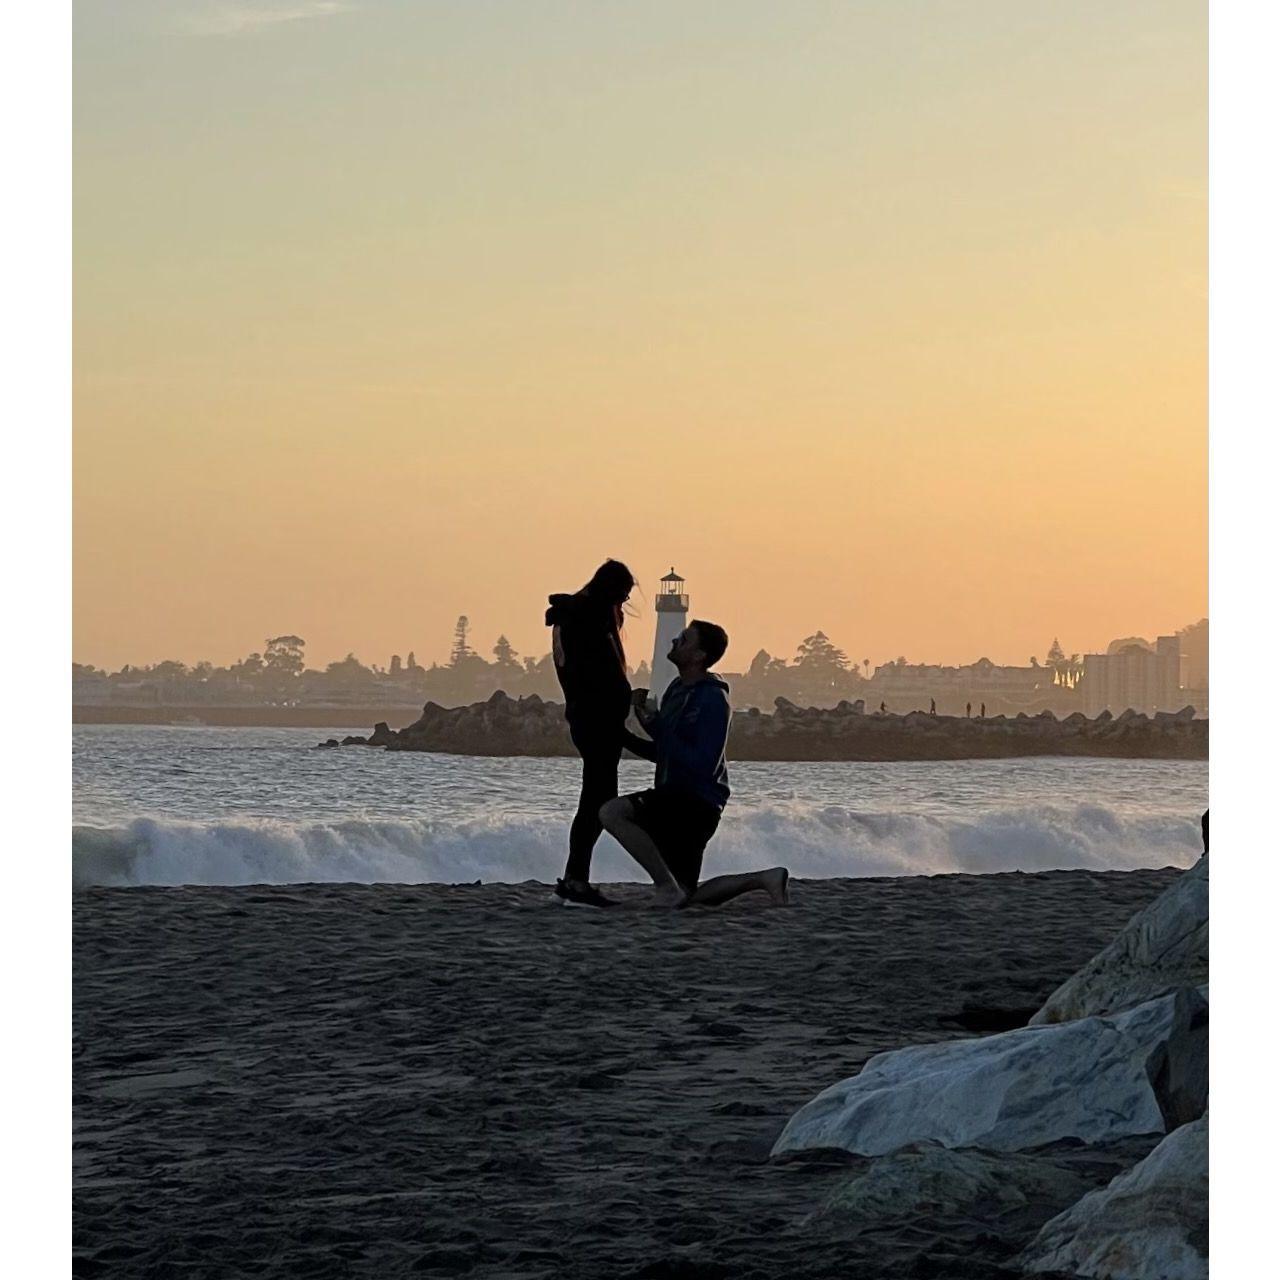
581, 559, 635, 645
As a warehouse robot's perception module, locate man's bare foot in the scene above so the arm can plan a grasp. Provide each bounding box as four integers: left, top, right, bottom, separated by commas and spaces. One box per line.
763, 867, 790, 906
652, 882, 688, 908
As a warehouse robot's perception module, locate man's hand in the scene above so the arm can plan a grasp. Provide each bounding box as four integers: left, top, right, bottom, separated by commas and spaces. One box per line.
631, 688, 650, 714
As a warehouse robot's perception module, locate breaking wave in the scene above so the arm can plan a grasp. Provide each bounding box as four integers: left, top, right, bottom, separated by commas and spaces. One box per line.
72, 803, 1202, 889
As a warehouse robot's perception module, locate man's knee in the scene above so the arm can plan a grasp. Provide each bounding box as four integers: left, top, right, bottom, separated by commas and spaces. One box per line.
599, 796, 634, 829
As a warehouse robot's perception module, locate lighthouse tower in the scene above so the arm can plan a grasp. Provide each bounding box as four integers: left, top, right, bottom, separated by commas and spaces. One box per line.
649, 568, 689, 705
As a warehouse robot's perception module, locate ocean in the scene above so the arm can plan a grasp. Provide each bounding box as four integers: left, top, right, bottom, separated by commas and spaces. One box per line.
72, 725, 1207, 889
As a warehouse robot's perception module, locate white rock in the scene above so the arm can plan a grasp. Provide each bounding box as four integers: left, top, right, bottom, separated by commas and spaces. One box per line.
772, 993, 1185, 1158
1021, 1114, 1207, 1279
1031, 857, 1208, 1025
807, 1143, 1093, 1229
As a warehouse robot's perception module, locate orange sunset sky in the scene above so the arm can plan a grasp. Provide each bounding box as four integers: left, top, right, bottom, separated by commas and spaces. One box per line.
74, 1, 1206, 672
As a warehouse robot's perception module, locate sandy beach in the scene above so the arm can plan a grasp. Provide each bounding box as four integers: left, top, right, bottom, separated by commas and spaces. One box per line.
74, 868, 1182, 1279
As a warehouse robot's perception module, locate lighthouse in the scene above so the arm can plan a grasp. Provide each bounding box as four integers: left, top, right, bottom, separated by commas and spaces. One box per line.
649, 568, 689, 704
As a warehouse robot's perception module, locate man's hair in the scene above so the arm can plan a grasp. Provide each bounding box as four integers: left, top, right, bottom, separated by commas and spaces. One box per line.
691, 619, 728, 667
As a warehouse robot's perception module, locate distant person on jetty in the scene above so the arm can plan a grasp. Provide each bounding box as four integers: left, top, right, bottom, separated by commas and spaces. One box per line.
545, 559, 637, 909
601, 620, 789, 909
930, 698, 937, 717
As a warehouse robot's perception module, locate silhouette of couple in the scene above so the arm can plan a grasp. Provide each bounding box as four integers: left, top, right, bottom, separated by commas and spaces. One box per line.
546, 559, 789, 910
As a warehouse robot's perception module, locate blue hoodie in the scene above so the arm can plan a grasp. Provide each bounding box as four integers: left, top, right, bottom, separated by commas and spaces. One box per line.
631, 674, 732, 811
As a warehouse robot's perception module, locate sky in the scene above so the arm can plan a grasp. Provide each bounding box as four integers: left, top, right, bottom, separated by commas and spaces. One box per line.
74, 0, 1206, 672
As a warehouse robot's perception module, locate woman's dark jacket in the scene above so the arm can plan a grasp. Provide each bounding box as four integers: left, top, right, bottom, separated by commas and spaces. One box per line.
545, 592, 631, 731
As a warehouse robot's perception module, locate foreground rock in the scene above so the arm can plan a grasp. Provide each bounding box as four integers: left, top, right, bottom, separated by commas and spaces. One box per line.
1032, 856, 1208, 1026
772, 987, 1206, 1158
805, 1142, 1095, 1232
325, 692, 1208, 761
1021, 1114, 1208, 1279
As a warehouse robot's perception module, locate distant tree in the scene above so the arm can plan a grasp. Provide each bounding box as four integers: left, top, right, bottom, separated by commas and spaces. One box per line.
633, 659, 652, 684
1107, 636, 1154, 655
450, 616, 474, 666
863, 658, 871, 678
150, 660, 188, 682
264, 635, 306, 678
233, 652, 265, 680
492, 635, 519, 668
747, 649, 773, 678
1046, 638, 1066, 665
794, 631, 850, 672
406, 651, 420, 671
325, 653, 375, 687
390, 654, 402, 676
790, 632, 855, 701
1029, 656, 1039, 667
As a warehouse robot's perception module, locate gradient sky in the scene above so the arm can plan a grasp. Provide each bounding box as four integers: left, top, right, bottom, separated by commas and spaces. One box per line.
74, 0, 1206, 672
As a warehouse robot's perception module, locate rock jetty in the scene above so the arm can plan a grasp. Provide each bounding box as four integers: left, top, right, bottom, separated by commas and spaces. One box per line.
320, 692, 1206, 761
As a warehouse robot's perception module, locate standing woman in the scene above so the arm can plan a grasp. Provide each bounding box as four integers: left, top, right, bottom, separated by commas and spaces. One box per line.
545, 559, 636, 907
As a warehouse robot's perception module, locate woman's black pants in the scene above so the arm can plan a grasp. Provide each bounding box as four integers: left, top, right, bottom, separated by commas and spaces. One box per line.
564, 722, 623, 884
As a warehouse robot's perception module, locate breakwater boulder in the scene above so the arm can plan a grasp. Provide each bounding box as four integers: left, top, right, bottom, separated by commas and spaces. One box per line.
1021, 1114, 1208, 1280
324, 693, 1207, 761
771, 987, 1206, 1159
804, 1142, 1095, 1233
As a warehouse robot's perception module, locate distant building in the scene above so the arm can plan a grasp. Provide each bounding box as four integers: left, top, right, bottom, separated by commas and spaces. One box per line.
1178, 619, 1208, 697
1081, 636, 1182, 716
867, 657, 1055, 716
650, 568, 688, 701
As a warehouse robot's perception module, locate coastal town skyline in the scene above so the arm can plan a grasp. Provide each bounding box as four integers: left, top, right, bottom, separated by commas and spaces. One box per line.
72, 599, 1208, 679
72, 609, 1208, 701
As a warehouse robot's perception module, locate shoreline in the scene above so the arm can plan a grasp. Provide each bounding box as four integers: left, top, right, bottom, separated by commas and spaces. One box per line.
73, 865, 1193, 894
73, 704, 421, 729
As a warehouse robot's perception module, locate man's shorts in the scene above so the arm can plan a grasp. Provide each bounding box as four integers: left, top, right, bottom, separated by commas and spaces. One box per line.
626, 787, 722, 893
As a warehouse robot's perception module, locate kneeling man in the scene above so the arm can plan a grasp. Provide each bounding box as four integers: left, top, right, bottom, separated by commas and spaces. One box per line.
601, 619, 789, 908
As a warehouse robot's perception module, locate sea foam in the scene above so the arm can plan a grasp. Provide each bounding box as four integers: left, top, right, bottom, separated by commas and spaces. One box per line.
72, 803, 1202, 889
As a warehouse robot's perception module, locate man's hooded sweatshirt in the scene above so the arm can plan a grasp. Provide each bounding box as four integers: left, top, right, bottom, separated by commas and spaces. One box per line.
544, 591, 630, 730
632, 674, 732, 812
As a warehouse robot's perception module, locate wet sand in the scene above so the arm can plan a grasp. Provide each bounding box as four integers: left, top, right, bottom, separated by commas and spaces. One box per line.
74, 868, 1181, 1278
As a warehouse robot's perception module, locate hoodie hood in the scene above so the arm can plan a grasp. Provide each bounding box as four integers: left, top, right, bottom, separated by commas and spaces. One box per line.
545, 591, 611, 627
545, 593, 577, 627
